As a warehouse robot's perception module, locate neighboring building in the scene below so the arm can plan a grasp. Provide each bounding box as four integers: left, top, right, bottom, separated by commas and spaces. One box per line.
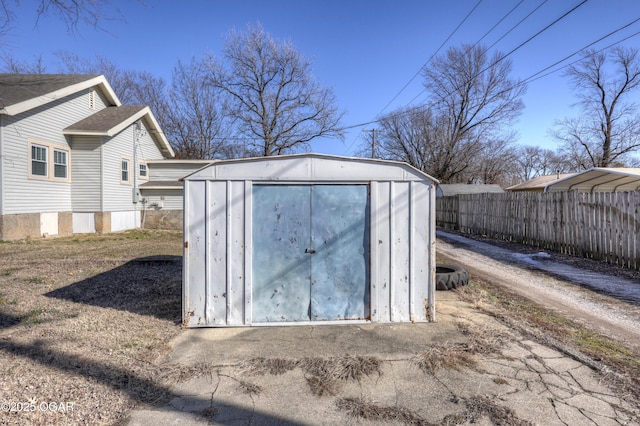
436, 183, 504, 197
506, 173, 574, 192
545, 168, 640, 192
0, 74, 174, 240
182, 154, 439, 327
140, 159, 213, 230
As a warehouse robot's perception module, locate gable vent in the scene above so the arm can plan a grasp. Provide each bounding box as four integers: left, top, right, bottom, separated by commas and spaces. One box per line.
89, 90, 95, 110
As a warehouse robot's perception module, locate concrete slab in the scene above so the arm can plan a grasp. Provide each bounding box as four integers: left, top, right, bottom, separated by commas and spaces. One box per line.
127, 292, 640, 425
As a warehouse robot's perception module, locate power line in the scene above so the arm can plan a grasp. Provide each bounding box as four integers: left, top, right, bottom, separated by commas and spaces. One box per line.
374, 0, 483, 118
486, 0, 549, 52
391, 1, 589, 127
340, 0, 614, 150
403, 0, 537, 109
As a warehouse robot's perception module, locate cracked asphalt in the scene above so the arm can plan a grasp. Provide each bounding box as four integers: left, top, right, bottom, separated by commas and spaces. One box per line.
126, 234, 640, 425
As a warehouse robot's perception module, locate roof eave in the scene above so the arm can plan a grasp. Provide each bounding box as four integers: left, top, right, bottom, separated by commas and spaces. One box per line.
2, 75, 121, 116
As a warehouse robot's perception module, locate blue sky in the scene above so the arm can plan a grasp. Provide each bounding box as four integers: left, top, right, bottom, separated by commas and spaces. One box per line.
3, 0, 640, 157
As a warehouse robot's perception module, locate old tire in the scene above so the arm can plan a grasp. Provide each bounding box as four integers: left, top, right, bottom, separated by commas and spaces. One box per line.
436, 264, 469, 290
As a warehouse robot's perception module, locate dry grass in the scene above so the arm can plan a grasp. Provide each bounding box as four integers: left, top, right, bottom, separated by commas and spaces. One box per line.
240, 355, 383, 397
413, 322, 510, 375
301, 355, 383, 396
0, 230, 183, 425
413, 342, 477, 375
462, 396, 533, 426
336, 397, 432, 425
240, 357, 298, 376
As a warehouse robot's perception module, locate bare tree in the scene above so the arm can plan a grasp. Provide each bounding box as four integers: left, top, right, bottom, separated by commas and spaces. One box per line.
470, 137, 519, 185
1, 0, 123, 38
165, 58, 235, 159
1, 53, 47, 72
513, 145, 570, 181
552, 47, 640, 168
422, 44, 526, 181
373, 44, 525, 183
373, 106, 483, 182
207, 23, 344, 156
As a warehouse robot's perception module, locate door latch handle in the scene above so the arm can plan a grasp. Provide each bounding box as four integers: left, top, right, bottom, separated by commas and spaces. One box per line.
305, 248, 316, 254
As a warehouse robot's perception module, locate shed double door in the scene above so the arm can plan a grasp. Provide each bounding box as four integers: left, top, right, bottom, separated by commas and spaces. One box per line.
252, 184, 370, 322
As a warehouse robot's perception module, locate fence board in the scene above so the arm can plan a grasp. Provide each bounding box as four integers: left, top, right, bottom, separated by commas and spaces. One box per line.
435, 191, 640, 271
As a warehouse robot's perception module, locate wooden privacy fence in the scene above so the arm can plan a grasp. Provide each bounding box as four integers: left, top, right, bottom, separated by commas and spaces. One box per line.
436, 191, 640, 270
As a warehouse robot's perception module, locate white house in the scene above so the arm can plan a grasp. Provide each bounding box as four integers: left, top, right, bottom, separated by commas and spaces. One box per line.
0, 74, 175, 240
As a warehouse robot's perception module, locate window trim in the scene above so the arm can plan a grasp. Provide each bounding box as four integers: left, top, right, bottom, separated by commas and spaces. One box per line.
28, 139, 71, 183
121, 156, 132, 185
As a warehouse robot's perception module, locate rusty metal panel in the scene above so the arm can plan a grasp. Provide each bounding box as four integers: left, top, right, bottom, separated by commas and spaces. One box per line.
310, 185, 369, 321
252, 185, 311, 322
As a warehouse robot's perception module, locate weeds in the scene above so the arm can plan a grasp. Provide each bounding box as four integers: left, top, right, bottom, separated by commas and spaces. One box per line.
463, 396, 533, 426
241, 357, 298, 376
413, 342, 477, 374
336, 397, 431, 425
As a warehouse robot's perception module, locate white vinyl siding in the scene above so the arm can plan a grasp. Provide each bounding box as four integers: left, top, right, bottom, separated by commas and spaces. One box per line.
2, 89, 108, 215
70, 137, 102, 212
135, 121, 166, 162
140, 189, 183, 210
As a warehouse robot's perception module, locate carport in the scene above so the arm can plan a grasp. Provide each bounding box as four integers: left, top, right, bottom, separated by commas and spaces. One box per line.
182, 153, 438, 327
545, 167, 640, 192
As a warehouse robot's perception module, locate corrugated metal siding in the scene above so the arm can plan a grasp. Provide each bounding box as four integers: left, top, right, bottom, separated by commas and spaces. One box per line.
2, 89, 109, 214
70, 136, 102, 212
183, 157, 436, 328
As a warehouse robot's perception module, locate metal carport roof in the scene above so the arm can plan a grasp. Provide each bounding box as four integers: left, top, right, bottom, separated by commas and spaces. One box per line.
545, 168, 640, 192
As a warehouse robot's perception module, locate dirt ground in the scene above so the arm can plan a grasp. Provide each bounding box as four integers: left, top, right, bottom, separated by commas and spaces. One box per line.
0, 230, 639, 425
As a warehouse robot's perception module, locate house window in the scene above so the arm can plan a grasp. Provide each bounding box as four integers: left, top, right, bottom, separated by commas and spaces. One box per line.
53, 149, 67, 179
28, 139, 71, 182
121, 159, 130, 183
31, 144, 48, 177
139, 163, 148, 178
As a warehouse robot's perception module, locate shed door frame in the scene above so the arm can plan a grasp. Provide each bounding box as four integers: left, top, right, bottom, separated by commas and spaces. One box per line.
246, 181, 371, 325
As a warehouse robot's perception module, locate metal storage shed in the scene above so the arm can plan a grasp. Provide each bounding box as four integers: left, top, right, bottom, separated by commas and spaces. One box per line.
182, 153, 439, 327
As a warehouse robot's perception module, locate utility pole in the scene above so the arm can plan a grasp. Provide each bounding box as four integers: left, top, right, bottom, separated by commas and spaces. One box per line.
363, 129, 380, 158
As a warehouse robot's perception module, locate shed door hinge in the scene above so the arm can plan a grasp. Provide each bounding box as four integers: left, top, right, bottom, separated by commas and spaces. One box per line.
184, 241, 189, 249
